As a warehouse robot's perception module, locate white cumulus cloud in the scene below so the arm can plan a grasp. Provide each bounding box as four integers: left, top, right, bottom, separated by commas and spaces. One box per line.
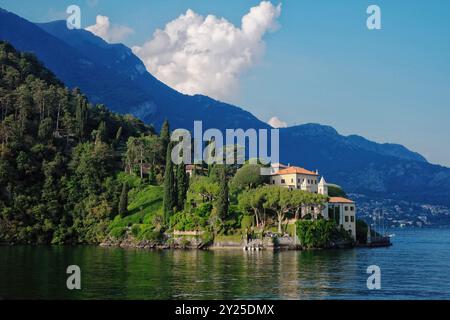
85, 15, 134, 43
268, 116, 287, 128
132, 1, 282, 101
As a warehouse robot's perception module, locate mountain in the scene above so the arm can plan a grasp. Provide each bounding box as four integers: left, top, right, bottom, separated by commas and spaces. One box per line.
0, 9, 267, 132
2, 7, 450, 206
279, 124, 450, 204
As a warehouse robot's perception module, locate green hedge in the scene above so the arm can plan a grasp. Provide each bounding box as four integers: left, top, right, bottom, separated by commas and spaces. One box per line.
296, 220, 336, 248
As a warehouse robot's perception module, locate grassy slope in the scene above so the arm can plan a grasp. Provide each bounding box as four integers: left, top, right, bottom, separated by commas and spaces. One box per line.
109, 185, 163, 232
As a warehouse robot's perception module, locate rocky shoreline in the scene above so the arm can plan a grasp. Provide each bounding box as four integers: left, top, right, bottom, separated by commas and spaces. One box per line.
99, 233, 356, 251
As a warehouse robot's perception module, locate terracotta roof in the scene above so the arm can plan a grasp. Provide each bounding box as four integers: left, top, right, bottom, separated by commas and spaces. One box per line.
273, 166, 318, 176
271, 162, 288, 168
329, 197, 354, 204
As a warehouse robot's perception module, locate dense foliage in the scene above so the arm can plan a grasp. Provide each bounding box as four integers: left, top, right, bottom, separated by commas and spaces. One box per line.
0, 42, 155, 244
296, 220, 352, 248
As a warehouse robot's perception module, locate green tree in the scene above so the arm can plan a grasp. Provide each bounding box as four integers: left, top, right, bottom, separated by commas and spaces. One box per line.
238, 187, 266, 227
231, 163, 267, 191
187, 175, 219, 204
328, 185, 347, 198
216, 165, 229, 220
75, 94, 88, 141
37, 117, 53, 140
163, 142, 176, 223
160, 119, 170, 158
96, 121, 107, 143
118, 182, 129, 218
176, 164, 188, 211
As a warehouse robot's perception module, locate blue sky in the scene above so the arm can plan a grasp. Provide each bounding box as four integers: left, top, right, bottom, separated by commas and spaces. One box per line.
1, 0, 449, 166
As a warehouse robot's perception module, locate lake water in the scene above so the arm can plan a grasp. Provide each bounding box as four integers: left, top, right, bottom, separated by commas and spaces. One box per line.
1, 228, 450, 300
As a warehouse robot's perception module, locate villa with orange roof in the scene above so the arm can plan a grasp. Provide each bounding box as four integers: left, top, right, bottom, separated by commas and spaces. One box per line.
270, 163, 356, 239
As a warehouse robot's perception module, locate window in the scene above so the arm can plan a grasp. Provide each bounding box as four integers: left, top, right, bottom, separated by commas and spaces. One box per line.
345, 206, 349, 211
345, 216, 349, 222
350, 206, 354, 211
298, 179, 300, 183
308, 179, 310, 184
272, 180, 275, 184
291, 179, 294, 183
351, 216, 355, 223
281, 179, 285, 184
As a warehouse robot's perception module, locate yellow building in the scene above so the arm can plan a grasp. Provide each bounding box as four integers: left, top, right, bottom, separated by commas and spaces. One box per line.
270, 166, 320, 192
270, 164, 356, 240
328, 197, 357, 240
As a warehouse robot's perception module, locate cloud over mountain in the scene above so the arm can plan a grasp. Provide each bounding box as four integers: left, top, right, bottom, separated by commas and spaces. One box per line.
268, 116, 287, 128
85, 15, 133, 43
132, 1, 282, 101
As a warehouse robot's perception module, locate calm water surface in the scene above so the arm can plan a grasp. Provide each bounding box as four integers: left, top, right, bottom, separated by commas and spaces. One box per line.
1, 228, 449, 299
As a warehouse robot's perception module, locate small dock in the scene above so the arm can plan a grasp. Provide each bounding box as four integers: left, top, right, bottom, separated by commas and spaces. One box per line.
363, 235, 392, 248
243, 239, 264, 251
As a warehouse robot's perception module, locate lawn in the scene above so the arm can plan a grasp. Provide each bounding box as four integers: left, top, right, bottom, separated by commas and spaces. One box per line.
109, 185, 163, 231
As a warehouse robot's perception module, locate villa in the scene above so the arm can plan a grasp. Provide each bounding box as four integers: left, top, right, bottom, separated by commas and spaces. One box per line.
270, 164, 356, 239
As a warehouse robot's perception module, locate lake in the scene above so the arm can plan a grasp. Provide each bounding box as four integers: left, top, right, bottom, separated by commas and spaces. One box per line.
1, 228, 449, 300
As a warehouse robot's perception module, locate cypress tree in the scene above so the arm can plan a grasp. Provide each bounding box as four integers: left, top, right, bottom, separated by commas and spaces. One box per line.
173, 165, 178, 210
119, 182, 129, 218
75, 95, 87, 141
163, 142, 175, 223
216, 165, 229, 220
160, 119, 170, 158
176, 164, 188, 211
97, 121, 107, 142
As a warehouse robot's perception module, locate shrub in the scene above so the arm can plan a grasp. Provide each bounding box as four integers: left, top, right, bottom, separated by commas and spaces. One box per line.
142, 229, 163, 242
240, 215, 254, 230
200, 231, 214, 246
116, 172, 142, 189
109, 227, 126, 239
286, 223, 296, 237
296, 220, 336, 248
131, 224, 141, 237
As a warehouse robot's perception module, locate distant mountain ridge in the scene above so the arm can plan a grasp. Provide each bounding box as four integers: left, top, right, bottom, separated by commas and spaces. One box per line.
280, 125, 450, 205
2, 7, 450, 206
283, 123, 426, 163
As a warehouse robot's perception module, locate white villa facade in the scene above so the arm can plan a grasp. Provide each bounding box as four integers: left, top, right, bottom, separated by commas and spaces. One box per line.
270, 164, 356, 240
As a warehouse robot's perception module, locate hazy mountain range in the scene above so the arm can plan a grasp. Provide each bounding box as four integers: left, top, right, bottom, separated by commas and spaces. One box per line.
1, 7, 450, 206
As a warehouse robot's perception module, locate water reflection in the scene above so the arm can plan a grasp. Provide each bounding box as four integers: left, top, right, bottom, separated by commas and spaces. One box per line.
1, 246, 361, 299
1, 229, 450, 300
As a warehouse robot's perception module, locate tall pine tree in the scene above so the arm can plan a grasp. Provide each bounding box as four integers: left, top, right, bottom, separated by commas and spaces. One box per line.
75, 94, 87, 142
176, 164, 188, 211
119, 182, 129, 218
163, 141, 176, 223
160, 119, 170, 159
216, 165, 229, 220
